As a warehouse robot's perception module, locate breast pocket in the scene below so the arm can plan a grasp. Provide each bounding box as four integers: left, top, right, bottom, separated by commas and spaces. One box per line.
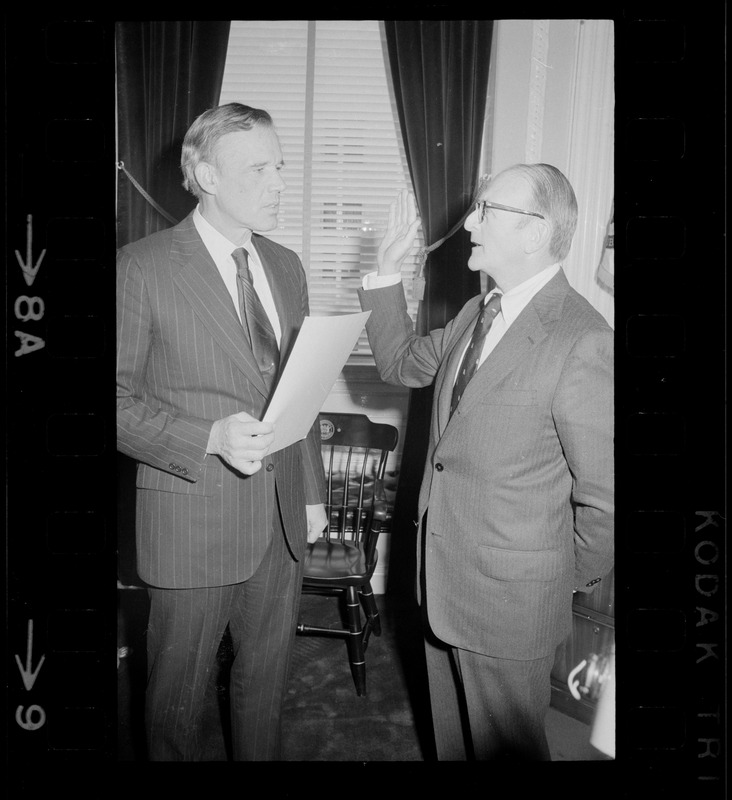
480, 389, 537, 407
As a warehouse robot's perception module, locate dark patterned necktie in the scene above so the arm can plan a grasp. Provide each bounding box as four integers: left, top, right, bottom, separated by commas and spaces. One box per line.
449, 292, 502, 417
232, 247, 279, 389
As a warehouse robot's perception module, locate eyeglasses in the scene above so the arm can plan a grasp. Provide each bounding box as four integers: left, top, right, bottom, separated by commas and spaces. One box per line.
475, 200, 545, 223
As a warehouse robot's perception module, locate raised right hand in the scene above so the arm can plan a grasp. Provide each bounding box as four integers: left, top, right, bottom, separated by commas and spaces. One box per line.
208, 411, 275, 476
376, 190, 421, 276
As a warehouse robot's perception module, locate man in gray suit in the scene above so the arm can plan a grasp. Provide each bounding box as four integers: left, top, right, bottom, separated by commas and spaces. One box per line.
359, 164, 614, 761
117, 103, 327, 761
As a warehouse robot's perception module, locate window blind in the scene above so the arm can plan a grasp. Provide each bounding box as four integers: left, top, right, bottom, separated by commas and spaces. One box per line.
218, 20, 423, 362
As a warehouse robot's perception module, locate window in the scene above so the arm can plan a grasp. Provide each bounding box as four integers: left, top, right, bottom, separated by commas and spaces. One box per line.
218, 20, 423, 362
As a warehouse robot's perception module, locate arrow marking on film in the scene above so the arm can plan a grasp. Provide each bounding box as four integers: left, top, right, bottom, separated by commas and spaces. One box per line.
15, 619, 46, 692
15, 215, 47, 287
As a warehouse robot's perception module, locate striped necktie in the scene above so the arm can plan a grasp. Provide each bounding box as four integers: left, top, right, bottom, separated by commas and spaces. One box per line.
449, 292, 502, 417
232, 247, 279, 389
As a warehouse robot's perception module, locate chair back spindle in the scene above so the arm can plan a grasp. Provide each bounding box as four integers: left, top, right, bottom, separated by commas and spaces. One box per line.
298, 412, 399, 696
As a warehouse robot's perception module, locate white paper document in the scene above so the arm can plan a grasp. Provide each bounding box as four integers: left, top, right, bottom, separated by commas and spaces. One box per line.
263, 311, 371, 453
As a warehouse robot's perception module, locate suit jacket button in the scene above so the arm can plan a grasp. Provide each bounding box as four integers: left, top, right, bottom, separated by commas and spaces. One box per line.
435, 463, 444, 472
181, 467, 189, 475
169, 463, 175, 470
266, 463, 274, 472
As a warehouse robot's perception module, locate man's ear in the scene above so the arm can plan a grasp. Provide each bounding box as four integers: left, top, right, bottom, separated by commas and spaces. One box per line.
523, 218, 552, 255
193, 161, 217, 196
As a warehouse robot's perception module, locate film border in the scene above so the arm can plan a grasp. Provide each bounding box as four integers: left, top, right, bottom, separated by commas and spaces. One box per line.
4, 8, 726, 792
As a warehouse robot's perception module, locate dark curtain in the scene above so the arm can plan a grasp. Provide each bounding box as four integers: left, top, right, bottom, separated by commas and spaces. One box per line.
116, 21, 231, 248
116, 21, 231, 584
383, 20, 493, 595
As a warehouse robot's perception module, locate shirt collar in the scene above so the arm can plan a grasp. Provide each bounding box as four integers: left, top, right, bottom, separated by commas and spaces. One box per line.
485, 263, 560, 327
193, 205, 253, 265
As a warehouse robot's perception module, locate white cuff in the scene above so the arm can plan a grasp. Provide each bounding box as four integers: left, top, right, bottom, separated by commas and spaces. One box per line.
362, 271, 403, 290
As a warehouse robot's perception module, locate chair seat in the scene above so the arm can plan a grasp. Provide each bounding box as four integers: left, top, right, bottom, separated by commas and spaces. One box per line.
303, 539, 376, 584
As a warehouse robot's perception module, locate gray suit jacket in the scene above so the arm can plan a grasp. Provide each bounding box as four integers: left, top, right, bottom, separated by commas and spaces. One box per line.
117, 212, 325, 589
359, 269, 613, 660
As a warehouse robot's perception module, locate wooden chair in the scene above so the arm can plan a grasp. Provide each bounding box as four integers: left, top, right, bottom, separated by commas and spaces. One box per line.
296, 412, 398, 696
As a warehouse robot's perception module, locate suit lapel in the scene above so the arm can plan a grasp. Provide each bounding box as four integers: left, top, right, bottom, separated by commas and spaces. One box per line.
170, 215, 269, 398
442, 270, 570, 423
454, 304, 547, 415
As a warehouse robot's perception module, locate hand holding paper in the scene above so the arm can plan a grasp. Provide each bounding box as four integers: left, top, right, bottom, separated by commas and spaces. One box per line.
208, 411, 275, 475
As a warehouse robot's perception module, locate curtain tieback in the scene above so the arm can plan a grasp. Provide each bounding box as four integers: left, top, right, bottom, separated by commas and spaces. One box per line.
413, 204, 473, 301
117, 161, 179, 225
413, 173, 493, 301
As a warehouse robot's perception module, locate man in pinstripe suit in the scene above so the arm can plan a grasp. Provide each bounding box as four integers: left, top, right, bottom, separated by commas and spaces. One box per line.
359, 166, 614, 760
117, 103, 327, 761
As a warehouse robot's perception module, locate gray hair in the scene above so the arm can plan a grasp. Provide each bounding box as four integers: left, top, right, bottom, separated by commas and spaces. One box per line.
496, 163, 578, 261
181, 103, 274, 198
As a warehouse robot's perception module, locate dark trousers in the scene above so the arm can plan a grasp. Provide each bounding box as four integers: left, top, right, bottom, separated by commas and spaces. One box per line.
144, 510, 304, 761
424, 632, 553, 761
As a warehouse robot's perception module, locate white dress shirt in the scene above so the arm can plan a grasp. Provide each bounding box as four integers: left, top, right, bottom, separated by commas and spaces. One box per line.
363, 263, 560, 383
193, 206, 282, 345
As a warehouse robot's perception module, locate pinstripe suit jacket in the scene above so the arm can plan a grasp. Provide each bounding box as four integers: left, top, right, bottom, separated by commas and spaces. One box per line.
117, 212, 326, 589
359, 269, 613, 660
